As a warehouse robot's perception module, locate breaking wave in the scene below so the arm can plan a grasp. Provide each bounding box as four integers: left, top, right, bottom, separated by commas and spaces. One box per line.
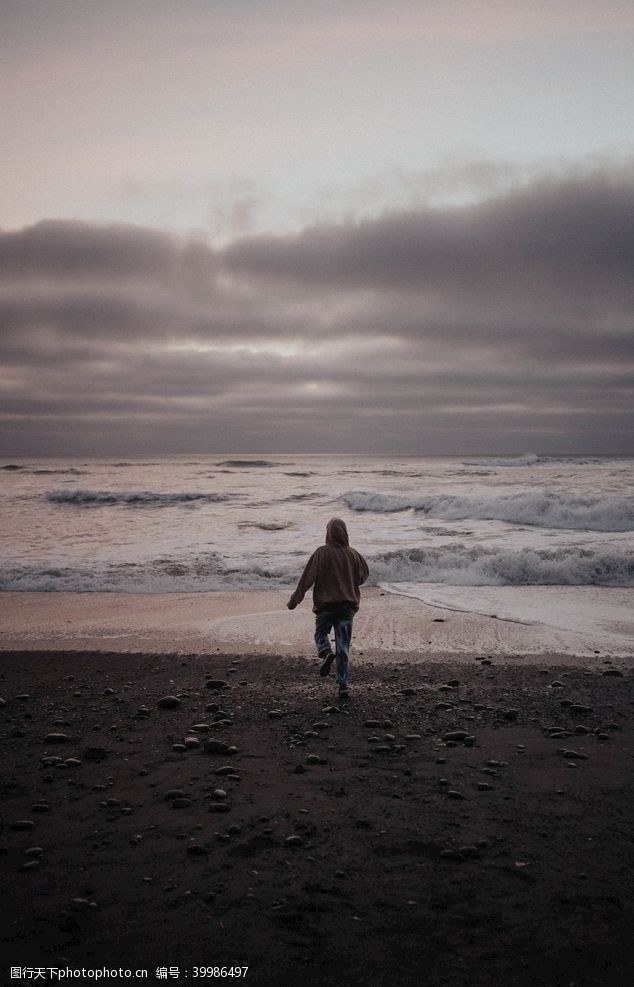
47, 489, 235, 507
368, 544, 634, 588
342, 489, 634, 532
2, 541, 632, 593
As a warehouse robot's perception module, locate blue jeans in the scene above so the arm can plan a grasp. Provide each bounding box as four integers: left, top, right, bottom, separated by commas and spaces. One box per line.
314, 603, 355, 687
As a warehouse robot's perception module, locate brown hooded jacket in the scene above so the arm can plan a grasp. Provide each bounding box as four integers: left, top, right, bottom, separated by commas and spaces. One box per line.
287, 517, 369, 612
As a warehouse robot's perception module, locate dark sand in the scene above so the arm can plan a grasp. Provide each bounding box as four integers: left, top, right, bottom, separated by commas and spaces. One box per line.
2, 650, 633, 986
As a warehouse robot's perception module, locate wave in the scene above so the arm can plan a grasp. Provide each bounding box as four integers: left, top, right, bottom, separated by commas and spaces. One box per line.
342, 489, 634, 532
217, 459, 280, 468
32, 468, 89, 476
462, 453, 543, 467
369, 544, 634, 588
46, 489, 234, 507
3, 540, 632, 594
237, 521, 292, 531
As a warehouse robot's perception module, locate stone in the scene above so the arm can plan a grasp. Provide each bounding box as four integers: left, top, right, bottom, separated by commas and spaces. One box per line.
191, 723, 210, 733
206, 680, 229, 690
569, 704, 593, 715
268, 710, 283, 719
602, 669, 623, 677
503, 709, 519, 721
209, 802, 230, 813
44, 733, 68, 743
20, 860, 40, 872
164, 789, 187, 800
363, 720, 381, 728
305, 754, 321, 764
285, 835, 303, 847
446, 679, 460, 687
157, 696, 181, 709
447, 790, 466, 800
443, 730, 469, 742
11, 820, 35, 830
203, 739, 230, 754
440, 845, 480, 861
215, 765, 237, 775
561, 749, 588, 760
172, 798, 191, 809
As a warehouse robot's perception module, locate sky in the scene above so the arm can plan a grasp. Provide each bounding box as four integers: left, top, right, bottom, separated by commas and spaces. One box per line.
1, 0, 633, 456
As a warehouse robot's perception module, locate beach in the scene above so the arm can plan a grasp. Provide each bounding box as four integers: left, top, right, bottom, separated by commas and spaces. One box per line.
2, 590, 632, 986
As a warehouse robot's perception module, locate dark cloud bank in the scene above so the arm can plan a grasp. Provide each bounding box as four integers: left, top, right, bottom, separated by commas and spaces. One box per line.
1, 173, 633, 455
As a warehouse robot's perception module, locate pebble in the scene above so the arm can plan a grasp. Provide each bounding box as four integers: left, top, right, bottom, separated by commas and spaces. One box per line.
440, 845, 480, 861
443, 730, 469, 742
363, 720, 381, 728
446, 679, 460, 688
602, 669, 623, 677
215, 765, 237, 775
267, 710, 283, 719
157, 696, 181, 709
206, 680, 229, 690
434, 702, 453, 711
569, 704, 593, 715
191, 723, 210, 733
305, 754, 321, 764
184, 738, 200, 749
203, 739, 230, 754
477, 782, 493, 791
21, 860, 40, 871
285, 835, 303, 847
447, 790, 466, 800
172, 744, 186, 752
209, 802, 230, 813
561, 749, 588, 760
405, 734, 422, 740
44, 733, 68, 743
551, 681, 565, 688
172, 798, 191, 809
212, 789, 227, 799
503, 709, 519, 721
25, 847, 44, 856
10, 820, 35, 830
164, 789, 187, 800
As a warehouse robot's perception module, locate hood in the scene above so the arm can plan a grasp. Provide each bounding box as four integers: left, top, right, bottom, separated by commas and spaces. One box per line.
326, 517, 349, 547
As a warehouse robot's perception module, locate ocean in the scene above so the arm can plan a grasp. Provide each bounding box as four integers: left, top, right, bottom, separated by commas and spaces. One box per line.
1, 453, 633, 645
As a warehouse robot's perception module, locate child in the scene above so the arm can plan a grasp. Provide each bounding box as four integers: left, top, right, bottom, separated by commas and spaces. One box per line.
287, 517, 369, 699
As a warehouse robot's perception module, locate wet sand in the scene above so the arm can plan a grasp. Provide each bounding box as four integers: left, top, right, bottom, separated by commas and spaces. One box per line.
1, 592, 633, 985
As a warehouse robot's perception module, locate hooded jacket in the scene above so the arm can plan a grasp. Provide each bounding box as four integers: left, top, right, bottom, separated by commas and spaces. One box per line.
288, 518, 369, 612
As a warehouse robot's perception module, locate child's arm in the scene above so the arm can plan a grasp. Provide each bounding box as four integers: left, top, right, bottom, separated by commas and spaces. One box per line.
287, 551, 318, 609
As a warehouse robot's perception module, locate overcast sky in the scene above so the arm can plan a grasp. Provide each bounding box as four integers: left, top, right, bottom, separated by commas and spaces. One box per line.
1, 0, 633, 455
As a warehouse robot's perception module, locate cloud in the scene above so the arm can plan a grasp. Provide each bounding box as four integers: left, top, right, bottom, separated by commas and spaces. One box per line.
1, 171, 633, 454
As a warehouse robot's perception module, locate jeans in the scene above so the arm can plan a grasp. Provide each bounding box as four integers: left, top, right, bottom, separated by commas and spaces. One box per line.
314, 603, 355, 687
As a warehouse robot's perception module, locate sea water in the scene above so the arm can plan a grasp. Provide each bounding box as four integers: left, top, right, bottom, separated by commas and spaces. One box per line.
1, 453, 633, 644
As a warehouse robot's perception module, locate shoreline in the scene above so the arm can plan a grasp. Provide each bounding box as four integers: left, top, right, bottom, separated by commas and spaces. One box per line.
1, 587, 632, 668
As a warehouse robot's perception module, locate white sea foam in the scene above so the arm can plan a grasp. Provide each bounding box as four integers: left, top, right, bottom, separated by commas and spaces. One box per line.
343, 489, 634, 531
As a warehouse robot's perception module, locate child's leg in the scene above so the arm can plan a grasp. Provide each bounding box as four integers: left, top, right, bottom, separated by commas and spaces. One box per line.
333, 609, 354, 687
314, 607, 334, 658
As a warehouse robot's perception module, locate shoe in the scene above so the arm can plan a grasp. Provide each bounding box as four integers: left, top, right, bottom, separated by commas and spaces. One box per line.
338, 685, 350, 700
319, 653, 335, 678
